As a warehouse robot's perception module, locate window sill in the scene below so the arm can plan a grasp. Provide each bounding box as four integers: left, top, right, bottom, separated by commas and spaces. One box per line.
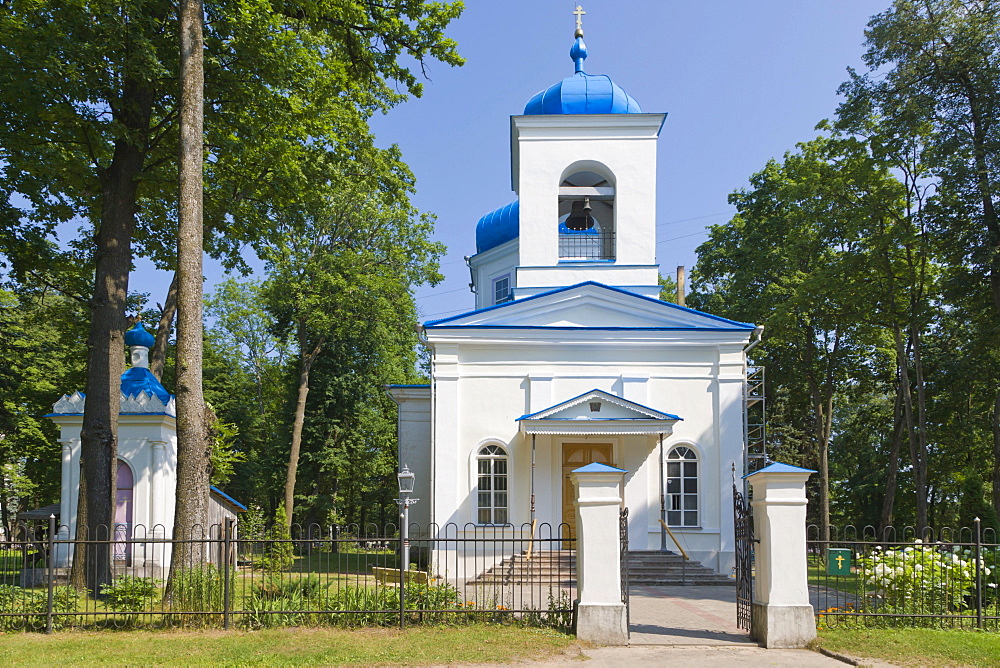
557, 259, 615, 264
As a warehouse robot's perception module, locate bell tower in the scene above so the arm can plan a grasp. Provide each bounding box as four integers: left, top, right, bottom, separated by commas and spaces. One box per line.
469, 8, 666, 307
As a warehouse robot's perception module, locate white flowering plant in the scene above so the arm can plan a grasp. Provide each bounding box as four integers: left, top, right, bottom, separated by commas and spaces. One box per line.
857, 540, 982, 615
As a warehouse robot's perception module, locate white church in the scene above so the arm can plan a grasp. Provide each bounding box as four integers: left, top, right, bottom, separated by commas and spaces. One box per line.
389, 22, 760, 575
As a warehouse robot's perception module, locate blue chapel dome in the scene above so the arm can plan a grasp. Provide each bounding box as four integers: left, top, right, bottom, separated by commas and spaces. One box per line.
524, 36, 641, 116
124, 321, 156, 348
121, 321, 172, 404
475, 200, 519, 253
120, 367, 172, 404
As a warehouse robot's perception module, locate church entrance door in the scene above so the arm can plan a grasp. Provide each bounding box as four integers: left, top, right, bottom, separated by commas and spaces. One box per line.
561, 443, 614, 540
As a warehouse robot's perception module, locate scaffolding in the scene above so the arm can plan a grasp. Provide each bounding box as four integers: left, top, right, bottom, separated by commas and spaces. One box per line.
744, 366, 767, 476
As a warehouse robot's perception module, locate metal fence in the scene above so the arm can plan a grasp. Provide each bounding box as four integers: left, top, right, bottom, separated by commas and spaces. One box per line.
0, 519, 575, 633
808, 521, 999, 629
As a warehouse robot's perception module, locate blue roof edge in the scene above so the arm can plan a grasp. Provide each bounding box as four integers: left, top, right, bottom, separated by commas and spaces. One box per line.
210, 485, 247, 511
423, 281, 756, 330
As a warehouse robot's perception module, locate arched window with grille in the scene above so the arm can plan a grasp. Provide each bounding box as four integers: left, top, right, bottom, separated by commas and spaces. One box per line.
476, 444, 508, 525
666, 446, 698, 527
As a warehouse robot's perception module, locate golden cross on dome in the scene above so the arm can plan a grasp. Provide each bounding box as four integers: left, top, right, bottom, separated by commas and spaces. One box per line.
573, 5, 586, 36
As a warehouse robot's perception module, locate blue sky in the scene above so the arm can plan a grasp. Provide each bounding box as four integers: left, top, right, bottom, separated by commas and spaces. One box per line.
130, 1, 887, 320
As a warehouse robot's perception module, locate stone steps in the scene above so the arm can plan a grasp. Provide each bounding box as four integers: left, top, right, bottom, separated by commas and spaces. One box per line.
468, 550, 733, 587
626, 551, 734, 586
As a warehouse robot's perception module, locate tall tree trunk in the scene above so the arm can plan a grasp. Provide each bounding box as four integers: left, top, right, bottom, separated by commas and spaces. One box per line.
169, 0, 210, 580
879, 383, 906, 534
78, 75, 153, 595
893, 326, 924, 530
803, 325, 832, 541
284, 325, 324, 528
910, 324, 929, 531
150, 272, 179, 381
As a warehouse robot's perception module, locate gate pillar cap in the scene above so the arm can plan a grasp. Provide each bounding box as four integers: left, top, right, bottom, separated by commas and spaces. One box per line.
745, 462, 814, 502
742, 462, 816, 479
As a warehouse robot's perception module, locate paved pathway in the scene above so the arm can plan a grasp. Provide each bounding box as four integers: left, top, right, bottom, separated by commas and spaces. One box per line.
458, 584, 878, 666
627, 584, 755, 646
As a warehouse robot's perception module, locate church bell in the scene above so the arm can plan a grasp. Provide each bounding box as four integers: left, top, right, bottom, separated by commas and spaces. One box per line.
565, 197, 594, 231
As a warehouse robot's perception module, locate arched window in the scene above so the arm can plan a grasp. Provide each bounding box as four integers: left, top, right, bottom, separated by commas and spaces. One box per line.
477, 444, 508, 525
558, 170, 615, 261
666, 446, 698, 527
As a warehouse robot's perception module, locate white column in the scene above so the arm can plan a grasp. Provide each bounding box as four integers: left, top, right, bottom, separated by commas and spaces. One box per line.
55, 440, 74, 567
747, 463, 817, 648
150, 440, 166, 538
571, 463, 628, 645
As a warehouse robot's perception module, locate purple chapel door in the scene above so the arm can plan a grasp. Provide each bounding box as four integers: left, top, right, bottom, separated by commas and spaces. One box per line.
114, 459, 134, 565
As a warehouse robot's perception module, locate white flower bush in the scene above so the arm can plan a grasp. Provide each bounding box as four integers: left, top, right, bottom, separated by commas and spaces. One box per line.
858, 543, 976, 614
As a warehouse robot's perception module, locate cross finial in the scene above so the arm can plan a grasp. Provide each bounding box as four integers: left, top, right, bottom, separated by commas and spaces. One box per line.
573, 4, 586, 38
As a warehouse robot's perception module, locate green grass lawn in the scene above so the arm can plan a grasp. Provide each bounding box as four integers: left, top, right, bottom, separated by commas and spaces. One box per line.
0, 625, 575, 666
290, 550, 400, 575
817, 628, 1000, 667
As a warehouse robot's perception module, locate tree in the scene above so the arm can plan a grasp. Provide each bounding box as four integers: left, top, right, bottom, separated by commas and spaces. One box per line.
691, 135, 921, 538
264, 182, 443, 527
169, 0, 211, 580
837, 0, 1000, 517
0, 288, 87, 537
0, 1, 462, 588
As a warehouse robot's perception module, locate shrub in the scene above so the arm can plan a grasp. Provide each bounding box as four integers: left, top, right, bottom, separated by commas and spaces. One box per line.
858, 541, 979, 617
0, 584, 81, 631
103, 575, 159, 614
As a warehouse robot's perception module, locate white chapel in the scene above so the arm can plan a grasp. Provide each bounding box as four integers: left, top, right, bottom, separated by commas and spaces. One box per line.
48, 321, 245, 570
389, 21, 760, 575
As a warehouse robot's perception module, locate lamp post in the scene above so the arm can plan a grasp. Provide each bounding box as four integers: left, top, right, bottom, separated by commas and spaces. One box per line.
397, 464, 419, 572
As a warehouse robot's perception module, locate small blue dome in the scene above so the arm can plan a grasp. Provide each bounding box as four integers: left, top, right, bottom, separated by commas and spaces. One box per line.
524, 36, 641, 115
476, 200, 519, 253
125, 321, 155, 348
120, 367, 172, 404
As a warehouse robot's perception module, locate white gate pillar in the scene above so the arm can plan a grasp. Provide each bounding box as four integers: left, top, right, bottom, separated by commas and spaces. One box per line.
746, 462, 817, 648
571, 462, 628, 646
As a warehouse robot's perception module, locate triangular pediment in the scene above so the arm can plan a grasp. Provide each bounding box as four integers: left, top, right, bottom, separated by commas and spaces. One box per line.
424, 282, 754, 331
517, 389, 682, 436
519, 389, 681, 422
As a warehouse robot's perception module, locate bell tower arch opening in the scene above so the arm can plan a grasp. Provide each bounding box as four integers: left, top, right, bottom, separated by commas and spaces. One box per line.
558, 166, 615, 261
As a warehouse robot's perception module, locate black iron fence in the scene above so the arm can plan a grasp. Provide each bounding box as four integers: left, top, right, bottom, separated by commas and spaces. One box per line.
808, 521, 999, 630
0, 519, 575, 633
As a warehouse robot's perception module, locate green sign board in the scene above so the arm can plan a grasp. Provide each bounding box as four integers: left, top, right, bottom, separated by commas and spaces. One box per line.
828, 548, 852, 575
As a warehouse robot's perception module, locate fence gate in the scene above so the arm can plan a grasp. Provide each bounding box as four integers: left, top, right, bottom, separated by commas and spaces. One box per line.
733, 484, 753, 632
619, 507, 630, 631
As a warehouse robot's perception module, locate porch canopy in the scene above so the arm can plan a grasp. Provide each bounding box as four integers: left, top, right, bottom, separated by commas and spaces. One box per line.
516, 389, 682, 435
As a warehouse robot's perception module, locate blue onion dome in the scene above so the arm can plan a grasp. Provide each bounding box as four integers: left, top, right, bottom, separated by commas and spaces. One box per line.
524, 35, 642, 115
125, 321, 155, 348
475, 200, 519, 253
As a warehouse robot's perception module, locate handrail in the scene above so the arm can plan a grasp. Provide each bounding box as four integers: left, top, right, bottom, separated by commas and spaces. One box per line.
525, 518, 539, 560
659, 519, 690, 561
